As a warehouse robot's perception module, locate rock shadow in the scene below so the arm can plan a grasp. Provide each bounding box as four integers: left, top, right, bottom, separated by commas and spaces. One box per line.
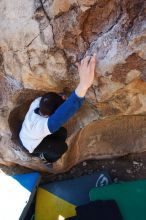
8, 89, 45, 145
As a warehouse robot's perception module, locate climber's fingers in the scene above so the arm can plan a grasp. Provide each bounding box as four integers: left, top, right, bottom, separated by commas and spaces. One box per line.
75, 62, 81, 70
82, 56, 91, 66
89, 53, 96, 72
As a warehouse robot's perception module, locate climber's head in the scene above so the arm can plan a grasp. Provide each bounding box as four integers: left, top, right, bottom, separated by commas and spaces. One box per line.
39, 92, 66, 117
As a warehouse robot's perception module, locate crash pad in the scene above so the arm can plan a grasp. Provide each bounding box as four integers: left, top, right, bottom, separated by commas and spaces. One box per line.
90, 179, 146, 220
0, 172, 41, 220
35, 171, 111, 220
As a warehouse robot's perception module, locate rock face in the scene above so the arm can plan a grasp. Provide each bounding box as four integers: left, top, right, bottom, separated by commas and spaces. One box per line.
0, 0, 146, 173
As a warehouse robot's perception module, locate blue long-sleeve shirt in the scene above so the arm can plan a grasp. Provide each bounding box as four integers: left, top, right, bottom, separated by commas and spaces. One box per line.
48, 91, 85, 133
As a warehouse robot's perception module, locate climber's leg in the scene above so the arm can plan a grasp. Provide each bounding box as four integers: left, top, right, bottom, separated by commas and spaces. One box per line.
31, 127, 68, 163
32, 139, 68, 163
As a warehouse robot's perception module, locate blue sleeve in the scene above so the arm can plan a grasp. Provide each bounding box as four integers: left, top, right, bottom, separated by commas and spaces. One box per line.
48, 91, 85, 133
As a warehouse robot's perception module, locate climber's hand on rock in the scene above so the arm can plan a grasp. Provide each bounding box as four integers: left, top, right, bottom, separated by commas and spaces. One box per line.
75, 53, 96, 97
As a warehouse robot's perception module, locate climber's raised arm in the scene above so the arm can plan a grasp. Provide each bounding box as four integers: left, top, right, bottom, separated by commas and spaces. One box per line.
48, 53, 96, 133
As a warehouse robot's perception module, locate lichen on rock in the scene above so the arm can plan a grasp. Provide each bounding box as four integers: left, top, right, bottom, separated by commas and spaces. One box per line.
0, 0, 146, 173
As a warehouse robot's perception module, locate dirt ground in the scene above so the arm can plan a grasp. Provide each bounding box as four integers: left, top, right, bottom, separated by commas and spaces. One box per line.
1, 152, 146, 184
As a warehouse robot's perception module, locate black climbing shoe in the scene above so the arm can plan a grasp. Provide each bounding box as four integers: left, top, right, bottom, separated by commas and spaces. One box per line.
39, 152, 53, 170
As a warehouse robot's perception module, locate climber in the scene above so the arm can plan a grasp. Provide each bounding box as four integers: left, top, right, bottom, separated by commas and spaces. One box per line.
19, 53, 96, 168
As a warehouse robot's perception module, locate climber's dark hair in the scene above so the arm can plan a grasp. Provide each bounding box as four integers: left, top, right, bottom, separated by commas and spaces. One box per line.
39, 92, 65, 116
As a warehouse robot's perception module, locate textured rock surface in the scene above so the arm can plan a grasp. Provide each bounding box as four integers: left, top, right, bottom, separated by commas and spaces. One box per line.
0, 0, 146, 173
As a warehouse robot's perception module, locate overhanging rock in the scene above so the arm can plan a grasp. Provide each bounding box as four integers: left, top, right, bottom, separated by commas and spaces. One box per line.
0, 0, 146, 173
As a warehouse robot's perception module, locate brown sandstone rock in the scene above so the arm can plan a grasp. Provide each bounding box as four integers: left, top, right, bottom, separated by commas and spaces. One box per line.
0, 0, 146, 172
54, 115, 146, 173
